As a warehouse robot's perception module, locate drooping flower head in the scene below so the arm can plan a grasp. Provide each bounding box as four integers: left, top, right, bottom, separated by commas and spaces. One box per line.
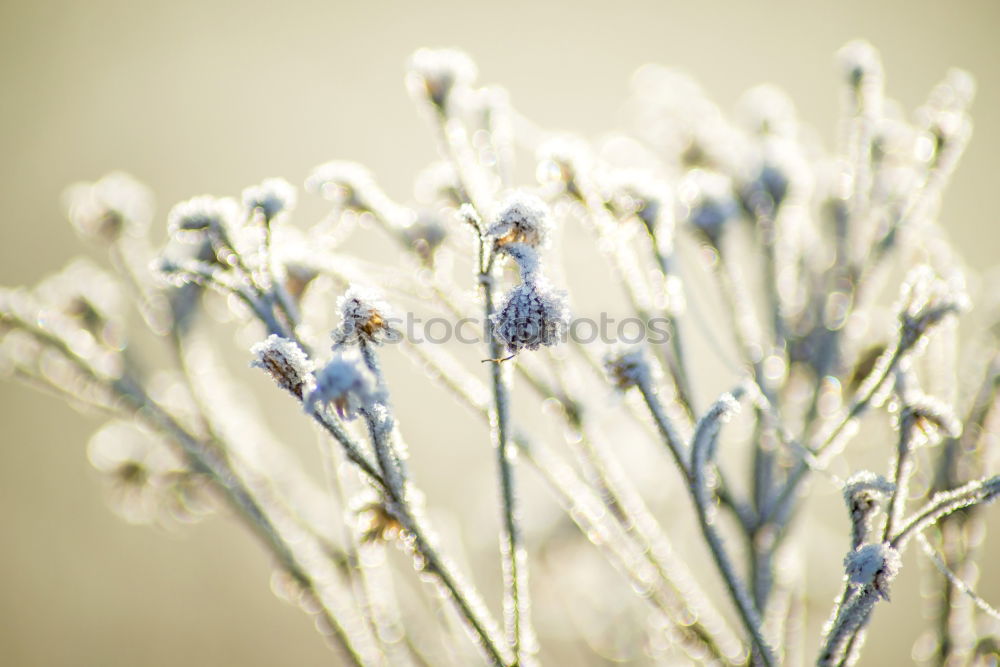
404, 213, 448, 266
490, 278, 569, 354
838, 40, 883, 93
604, 346, 652, 391
334, 285, 399, 346
250, 334, 315, 399
87, 420, 190, 525
486, 191, 553, 250
678, 169, 740, 246
406, 48, 477, 114
62, 171, 154, 241
242, 177, 297, 221
306, 161, 413, 228
34, 258, 123, 340
167, 195, 240, 241
306, 350, 379, 420
604, 168, 674, 237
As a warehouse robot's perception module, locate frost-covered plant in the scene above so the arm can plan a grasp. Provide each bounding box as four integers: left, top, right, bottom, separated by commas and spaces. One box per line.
3, 41, 1000, 667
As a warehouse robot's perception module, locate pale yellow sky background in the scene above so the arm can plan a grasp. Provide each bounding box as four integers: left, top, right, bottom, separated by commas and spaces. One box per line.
1, 1, 999, 665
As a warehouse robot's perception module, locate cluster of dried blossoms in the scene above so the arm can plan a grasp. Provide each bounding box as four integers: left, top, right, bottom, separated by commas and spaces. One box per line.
2, 41, 999, 666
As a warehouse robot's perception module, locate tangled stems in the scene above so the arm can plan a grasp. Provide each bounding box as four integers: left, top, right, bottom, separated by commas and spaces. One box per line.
637, 378, 776, 666
0, 310, 374, 664
298, 358, 514, 666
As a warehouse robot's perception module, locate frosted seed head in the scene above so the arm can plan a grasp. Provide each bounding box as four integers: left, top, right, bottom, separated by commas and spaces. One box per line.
844, 543, 902, 600
406, 48, 477, 114
605, 168, 674, 236
242, 177, 297, 221
305, 161, 375, 206
34, 259, 123, 338
404, 213, 448, 265
414, 161, 462, 206
87, 420, 187, 525
306, 161, 412, 228
838, 40, 883, 90
604, 346, 651, 391
740, 140, 804, 217
306, 350, 378, 420
843, 471, 895, 509
486, 191, 552, 249
678, 169, 740, 245
736, 84, 798, 139
843, 472, 894, 542
62, 172, 154, 242
167, 195, 239, 242
250, 334, 315, 399
334, 285, 399, 346
490, 279, 569, 354
536, 135, 591, 197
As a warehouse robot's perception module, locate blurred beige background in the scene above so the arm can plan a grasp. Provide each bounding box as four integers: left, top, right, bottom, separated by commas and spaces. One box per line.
2, 1, 1000, 665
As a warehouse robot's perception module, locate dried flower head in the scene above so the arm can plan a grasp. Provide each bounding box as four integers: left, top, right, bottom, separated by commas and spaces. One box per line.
605, 168, 674, 236
306, 161, 412, 228
604, 346, 652, 391
844, 543, 902, 600
34, 258, 123, 340
306, 351, 378, 420
736, 84, 798, 139
62, 172, 154, 241
404, 214, 448, 265
167, 195, 240, 241
491, 279, 569, 354
87, 421, 187, 525
536, 135, 592, 197
740, 140, 806, 217
306, 161, 376, 206
333, 285, 399, 346
250, 334, 315, 399
406, 48, 477, 113
843, 471, 895, 509
678, 169, 740, 245
242, 177, 297, 221
486, 191, 553, 249
838, 40, 883, 92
